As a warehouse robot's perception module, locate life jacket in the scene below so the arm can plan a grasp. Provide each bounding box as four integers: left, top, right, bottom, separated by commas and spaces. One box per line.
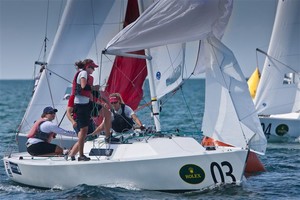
111, 104, 134, 133
71, 70, 93, 98
27, 118, 55, 142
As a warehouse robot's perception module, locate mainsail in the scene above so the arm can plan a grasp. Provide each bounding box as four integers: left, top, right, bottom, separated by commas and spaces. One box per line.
18, 0, 128, 133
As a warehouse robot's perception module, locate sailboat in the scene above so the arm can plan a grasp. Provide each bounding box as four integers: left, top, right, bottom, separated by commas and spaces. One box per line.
247, 67, 260, 99
254, 0, 300, 141
4, 0, 267, 191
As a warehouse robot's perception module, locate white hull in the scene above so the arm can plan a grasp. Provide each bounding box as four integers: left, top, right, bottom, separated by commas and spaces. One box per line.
4, 136, 248, 191
259, 113, 300, 141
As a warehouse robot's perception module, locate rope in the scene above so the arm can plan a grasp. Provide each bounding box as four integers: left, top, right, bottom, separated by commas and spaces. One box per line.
256, 48, 300, 75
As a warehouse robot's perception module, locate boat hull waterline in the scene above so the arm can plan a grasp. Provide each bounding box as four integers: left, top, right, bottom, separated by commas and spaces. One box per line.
4, 137, 248, 191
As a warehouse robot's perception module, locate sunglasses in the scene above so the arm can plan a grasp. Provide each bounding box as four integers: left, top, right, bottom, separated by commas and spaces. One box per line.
111, 102, 118, 104
47, 112, 56, 114
88, 66, 95, 70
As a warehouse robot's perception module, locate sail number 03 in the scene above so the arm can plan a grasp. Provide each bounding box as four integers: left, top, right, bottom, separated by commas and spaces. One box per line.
210, 161, 236, 183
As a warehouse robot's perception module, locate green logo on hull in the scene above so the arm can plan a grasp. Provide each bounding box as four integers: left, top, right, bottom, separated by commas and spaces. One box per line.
275, 124, 289, 136
179, 164, 205, 184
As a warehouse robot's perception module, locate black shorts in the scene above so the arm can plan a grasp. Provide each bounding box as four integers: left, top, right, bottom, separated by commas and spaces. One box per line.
75, 103, 91, 129
27, 142, 57, 156
74, 118, 95, 135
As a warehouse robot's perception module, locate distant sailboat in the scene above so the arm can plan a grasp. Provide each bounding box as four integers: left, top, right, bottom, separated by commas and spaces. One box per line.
254, 0, 300, 141
247, 67, 260, 99
4, 0, 267, 191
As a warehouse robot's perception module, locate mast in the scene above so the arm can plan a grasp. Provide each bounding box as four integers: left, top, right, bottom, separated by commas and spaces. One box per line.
138, 0, 161, 132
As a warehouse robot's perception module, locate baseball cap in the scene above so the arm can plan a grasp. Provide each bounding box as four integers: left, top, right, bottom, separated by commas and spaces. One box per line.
43, 106, 58, 114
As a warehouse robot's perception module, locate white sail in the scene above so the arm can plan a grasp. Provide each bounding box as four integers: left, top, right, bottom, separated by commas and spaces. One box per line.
106, 0, 232, 54
19, 0, 127, 133
105, 0, 233, 98
254, 0, 300, 115
201, 36, 266, 154
147, 43, 185, 99
105, 0, 266, 154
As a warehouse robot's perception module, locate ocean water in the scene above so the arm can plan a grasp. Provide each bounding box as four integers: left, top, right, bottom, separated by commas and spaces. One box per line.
0, 80, 300, 200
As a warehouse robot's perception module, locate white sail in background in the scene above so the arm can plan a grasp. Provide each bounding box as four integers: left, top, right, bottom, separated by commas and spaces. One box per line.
254, 0, 300, 115
201, 36, 266, 154
19, 0, 127, 133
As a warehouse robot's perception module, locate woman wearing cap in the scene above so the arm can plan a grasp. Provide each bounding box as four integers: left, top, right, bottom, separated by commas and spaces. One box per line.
66, 92, 112, 161
68, 59, 96, 161
109, 93, 144, 134
26, 106, 76, 156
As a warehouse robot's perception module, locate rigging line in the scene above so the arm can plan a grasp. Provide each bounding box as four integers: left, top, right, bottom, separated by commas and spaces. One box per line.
42, 0, 50, 63
36, 0, 50, 63
58, 111, 67, 126
10, 82, 36, 153
44, 0, 50, 39
255, 49, 260, 70
256, 48, 300, 74
135, 101, 151, 112
179, 86, 199, 132
131, 61, 147, 83
90, 0, 101, 87
183, 71, 203, 132
45, 67, 72, 84
189, 40, 202, 77
160, 85, 181, 106
99, 53, 107, 88
43, 37, 49, 63
44, 69, 56, 112
56, 110, 67, 148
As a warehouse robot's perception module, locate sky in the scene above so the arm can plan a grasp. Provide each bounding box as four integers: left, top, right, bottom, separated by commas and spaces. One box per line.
0, 0, 277, 80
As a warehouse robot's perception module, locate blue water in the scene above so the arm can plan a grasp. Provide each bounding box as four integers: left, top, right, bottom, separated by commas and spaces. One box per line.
1, 80, 300, 200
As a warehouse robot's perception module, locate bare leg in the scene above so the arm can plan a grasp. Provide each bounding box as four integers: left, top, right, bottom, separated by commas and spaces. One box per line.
101, 107, 111, 138
68, 142, 79, 157
78, 126, 88, 157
